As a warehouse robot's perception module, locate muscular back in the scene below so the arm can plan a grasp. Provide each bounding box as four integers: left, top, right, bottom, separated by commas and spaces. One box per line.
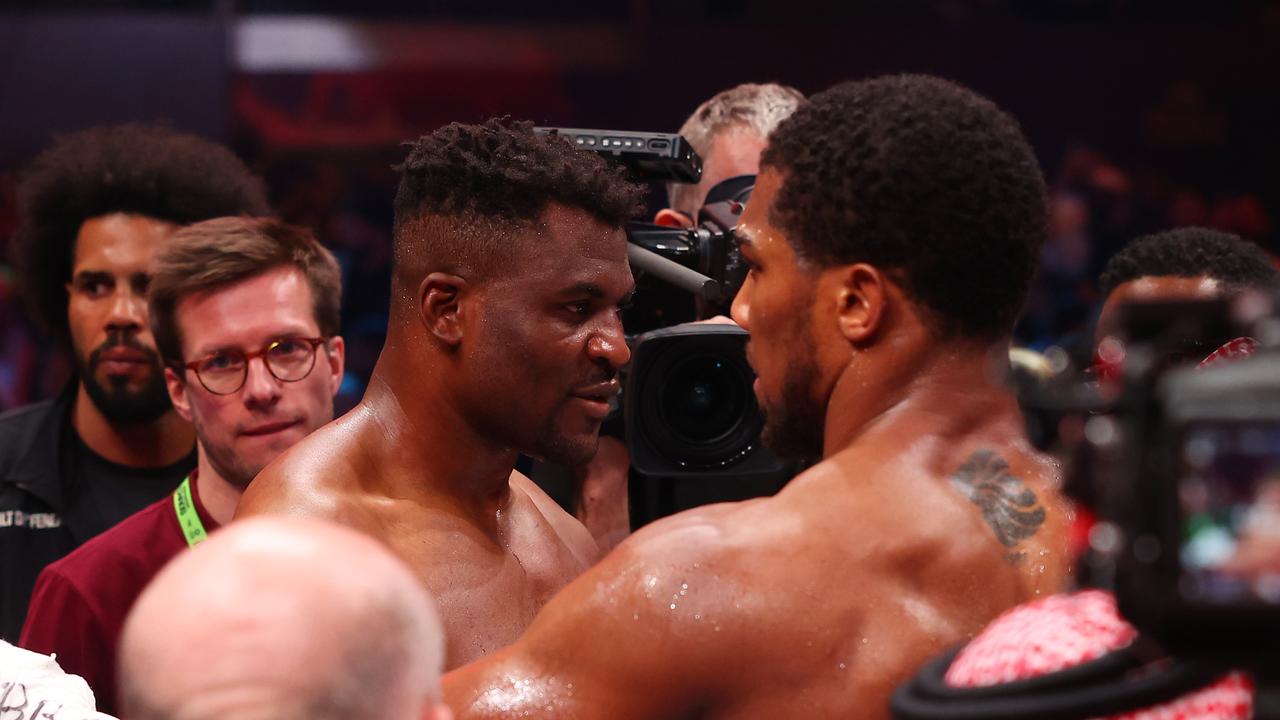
444, 409, 1071, 719
238, 409, 599, 668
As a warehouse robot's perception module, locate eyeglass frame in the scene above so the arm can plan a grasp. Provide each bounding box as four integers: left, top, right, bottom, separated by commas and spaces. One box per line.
178, 336, 331, 396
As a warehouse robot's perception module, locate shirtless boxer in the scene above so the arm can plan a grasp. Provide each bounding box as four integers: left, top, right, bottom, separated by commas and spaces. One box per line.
238, 119, 645, 667
444, 75, 1073, 719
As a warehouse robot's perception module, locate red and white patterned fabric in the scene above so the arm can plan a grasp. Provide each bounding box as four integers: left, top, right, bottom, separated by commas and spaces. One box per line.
945, 590, 1254, 719
1197, 337, 1258, 370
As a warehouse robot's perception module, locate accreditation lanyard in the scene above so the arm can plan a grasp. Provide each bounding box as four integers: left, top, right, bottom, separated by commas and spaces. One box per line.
172, 475, 209, 548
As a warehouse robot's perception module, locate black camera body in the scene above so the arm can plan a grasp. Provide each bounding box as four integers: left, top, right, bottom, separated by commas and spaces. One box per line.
624, 323, 787, 477
622, 322, 793, 525
1105, 332, 1280, 664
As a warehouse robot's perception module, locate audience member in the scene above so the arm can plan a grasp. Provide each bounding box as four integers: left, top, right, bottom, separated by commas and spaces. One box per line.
118, 516, 450, 720
1095, 226, 1278, 348
0, 125, 269, 640
443, 74, 1072, 719
20, 218, 344, 714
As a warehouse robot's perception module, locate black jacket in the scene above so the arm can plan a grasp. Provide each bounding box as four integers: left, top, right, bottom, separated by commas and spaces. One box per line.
0, 385, 98, 640
0, 384, 196, 641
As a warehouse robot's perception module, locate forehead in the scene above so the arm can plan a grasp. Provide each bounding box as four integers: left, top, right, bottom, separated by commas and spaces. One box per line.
175, 266, 320, 354
73, 213, 179, 270
697, 126, 768, 205
507, 204, 631, 287
735, 169, 792, 260
1096, 275, 1222, 343
1112, 275, 1221, 304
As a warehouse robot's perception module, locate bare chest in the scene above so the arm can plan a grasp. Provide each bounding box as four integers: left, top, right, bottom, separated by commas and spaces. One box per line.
382, 509, 590, 668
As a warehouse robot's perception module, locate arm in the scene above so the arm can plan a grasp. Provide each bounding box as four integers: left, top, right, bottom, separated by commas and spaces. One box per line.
444, 519, 749, 719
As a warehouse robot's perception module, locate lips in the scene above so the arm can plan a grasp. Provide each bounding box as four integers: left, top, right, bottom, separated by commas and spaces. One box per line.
91, 342, 157, 377
240, 419, 303, 438
569, 379, 620, 420
570, 379, 621, 402
98, 347, 151, 363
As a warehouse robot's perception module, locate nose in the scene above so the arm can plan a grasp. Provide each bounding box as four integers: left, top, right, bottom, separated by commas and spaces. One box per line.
587, 314, 631, 371
730, 277, 752, 330
106, 287, 146, 334
240, 356, 282, 409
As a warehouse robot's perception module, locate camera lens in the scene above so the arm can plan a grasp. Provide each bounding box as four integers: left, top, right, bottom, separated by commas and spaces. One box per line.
661, 356, 748, 444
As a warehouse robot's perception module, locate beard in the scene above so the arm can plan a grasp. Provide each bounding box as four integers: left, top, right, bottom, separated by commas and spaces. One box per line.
78, 336, 172, 425
756, 316, 826, 461
200, 435, 261, 490
758, 354, 825, 460
530, 420, 600, 467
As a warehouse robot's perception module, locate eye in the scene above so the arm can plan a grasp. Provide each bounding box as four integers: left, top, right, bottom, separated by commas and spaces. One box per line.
268, 337, 314, 363
76, 277, 112, 298
199, 351, 239, 373
565, 301, 592, 317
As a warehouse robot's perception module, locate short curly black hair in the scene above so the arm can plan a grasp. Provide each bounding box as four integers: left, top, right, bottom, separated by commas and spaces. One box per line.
1098, 227, 1278, 298
392, 118, 644, 282
761, 75, 1048, 339
13, 124, 270, 340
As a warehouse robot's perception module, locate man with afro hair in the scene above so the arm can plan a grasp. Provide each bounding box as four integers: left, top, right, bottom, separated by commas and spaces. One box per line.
0, 124, 268, 640
443, 76, 1073, 719
239, 118, 644, 669
1096, 226, 1277, 348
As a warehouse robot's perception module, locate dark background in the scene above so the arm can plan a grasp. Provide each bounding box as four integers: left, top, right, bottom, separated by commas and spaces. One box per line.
1, 0, 1278, 410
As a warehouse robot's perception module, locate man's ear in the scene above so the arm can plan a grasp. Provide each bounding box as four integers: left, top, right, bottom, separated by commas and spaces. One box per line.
164, 366, 193, 423
833, 263, 887, 345
654, 208, 695, 228
323, 336, 346, 397
418, 273, 468, 346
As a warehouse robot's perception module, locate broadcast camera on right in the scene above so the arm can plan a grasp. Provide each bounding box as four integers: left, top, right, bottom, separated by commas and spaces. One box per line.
1069, 292, 1280, 668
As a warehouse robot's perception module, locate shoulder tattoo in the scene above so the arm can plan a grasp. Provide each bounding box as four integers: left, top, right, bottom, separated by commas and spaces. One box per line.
949, 450, 1046, 563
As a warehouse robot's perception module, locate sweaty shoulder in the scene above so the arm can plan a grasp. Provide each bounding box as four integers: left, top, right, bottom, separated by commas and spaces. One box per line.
236, 413, 368, 523
820, 437, 1071, 601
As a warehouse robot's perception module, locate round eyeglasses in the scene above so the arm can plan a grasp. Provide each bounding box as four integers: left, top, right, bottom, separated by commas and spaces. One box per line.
182, 336, 329, 395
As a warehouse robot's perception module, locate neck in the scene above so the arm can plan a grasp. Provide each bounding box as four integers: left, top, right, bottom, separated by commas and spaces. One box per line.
73, 384, 195, 467
359, 340, 520, 511
822, 337, 1018, 458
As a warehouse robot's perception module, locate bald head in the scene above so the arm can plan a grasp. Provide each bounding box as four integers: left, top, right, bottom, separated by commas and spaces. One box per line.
119, 517, 449, 720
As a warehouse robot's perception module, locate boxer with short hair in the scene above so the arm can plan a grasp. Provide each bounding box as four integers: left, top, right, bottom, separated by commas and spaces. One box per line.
239, 118, 645, 668
444, 75, 1073, 719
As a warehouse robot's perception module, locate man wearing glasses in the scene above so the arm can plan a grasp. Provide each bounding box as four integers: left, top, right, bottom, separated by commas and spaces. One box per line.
19, 217, 345, 716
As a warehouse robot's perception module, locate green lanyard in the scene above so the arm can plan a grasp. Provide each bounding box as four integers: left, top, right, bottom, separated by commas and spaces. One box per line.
172, 475, 209, 548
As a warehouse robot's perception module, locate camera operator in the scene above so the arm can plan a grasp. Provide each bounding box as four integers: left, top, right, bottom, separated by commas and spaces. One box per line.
570, 82, 804, 552
443, 75, 1073, 720
237, 118, 642, 670
0, 125, 269, 641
